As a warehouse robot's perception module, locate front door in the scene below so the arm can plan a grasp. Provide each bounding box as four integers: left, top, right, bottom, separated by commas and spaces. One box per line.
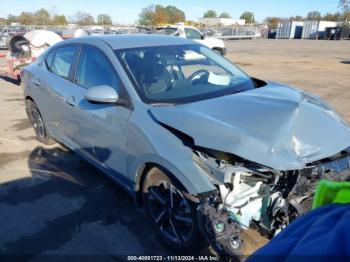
60, 45, 131, 183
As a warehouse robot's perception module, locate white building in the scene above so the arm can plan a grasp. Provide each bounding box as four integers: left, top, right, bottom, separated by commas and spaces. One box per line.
302, 21, 338, 39
317, 21, 338, 31
276, 21, 304, 39
198, 18, 246, 26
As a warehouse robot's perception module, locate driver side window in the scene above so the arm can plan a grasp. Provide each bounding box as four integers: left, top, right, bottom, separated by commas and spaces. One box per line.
75, 46, 120, 90
184, 28, 202, 40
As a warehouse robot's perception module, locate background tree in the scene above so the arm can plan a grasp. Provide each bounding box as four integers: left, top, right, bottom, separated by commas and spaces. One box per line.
97, 14, 112, 25
306, 11, 322, 20
82, 15, 95, 25
289, 15, 304, 21
219, 12, 231, 19
322, 12, 341, 21
51, 14, 68, 25
203, 10, 217, 18
138, 4, 185, 25
338, 0, 350, 22
34, 8, 50, 25
139, 5, 156, 26
165, 5, 185, 24
6, 14, 18, 25
338, 0, 350, 12
342, 11, 350, 21
73, 12, 95, 25
18, 12, 34, 25
264, 17, 282, 28
240, 11, 255, 23
154, 5, 168, 24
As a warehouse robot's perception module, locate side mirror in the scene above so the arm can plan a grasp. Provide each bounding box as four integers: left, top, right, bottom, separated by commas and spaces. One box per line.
201, 34, 205, 40
85, 85, 119, 104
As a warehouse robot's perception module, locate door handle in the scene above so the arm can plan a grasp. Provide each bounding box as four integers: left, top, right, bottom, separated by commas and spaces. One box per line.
65, 96, 77, 107
32, 77, 41, 87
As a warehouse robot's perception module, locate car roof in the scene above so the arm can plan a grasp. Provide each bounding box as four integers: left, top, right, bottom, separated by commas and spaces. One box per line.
59, 34, 196, 50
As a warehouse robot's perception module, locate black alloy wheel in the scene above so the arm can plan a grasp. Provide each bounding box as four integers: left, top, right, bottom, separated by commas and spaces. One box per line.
143, 167, 203, 252
26, 100, 54, 144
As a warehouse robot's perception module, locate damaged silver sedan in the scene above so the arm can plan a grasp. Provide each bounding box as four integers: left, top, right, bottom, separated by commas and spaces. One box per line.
22, 35, 350, 257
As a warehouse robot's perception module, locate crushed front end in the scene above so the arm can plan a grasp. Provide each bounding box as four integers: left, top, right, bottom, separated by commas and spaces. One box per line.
193, 147, 350, 257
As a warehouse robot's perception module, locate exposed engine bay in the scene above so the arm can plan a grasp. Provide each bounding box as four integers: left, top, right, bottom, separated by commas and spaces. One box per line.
193, 147, 350, 256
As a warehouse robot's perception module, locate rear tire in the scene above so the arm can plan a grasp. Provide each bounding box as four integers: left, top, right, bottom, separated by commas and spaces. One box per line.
142, 167, 204, 253
26, 99, 55, 145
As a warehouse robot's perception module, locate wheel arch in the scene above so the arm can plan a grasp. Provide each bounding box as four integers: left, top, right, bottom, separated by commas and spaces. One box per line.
24, 96, 35, 119
24, 95, 49, 124
134, 157, 211, 207
134, 162, 189, 207
25, 95, 34, 102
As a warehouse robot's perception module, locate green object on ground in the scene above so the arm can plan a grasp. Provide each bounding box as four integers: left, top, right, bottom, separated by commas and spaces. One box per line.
312, 180, 350, 209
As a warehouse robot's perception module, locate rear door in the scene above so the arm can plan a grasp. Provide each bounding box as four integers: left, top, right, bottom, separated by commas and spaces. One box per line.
60, 44, 131, 182
33, 45, 79, 138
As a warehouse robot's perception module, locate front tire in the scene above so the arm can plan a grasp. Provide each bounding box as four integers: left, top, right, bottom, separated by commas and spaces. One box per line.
142, 167, 203, 253
26, 99, 55, 145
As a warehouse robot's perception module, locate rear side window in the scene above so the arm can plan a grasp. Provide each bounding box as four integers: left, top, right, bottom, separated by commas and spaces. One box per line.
75, 46, 119, 90
50, 46, 78, 79
45, 50, 55, 70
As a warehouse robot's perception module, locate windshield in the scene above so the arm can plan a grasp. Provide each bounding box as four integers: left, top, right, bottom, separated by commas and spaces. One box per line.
116, 44, 255, 104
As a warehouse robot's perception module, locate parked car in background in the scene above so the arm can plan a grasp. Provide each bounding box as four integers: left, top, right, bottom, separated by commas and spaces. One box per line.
90, 28, 105, 35
145, 24, 226, 55
107, 28, 129, 34
0, 29, 7, 48
22, 35, 350, 258
13, 26, 29, 36
0, 26, 29, 48
0, 26, 14, 48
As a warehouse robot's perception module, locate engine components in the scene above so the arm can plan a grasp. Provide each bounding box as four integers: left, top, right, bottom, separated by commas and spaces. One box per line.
194, 147, 350, 255
198, 201, 242, 259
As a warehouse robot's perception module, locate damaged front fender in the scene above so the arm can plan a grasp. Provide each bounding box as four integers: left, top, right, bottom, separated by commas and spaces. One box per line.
127, 105, 217, 195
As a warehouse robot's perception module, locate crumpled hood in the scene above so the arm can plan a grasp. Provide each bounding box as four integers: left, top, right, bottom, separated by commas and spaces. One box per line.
150, 82, 350, 170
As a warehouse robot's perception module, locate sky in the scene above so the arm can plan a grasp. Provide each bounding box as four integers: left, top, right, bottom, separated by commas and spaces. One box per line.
1, 0, 342, 24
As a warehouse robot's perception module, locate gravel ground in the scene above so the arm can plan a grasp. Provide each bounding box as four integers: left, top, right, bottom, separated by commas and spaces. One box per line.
0, 39, 349, 258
